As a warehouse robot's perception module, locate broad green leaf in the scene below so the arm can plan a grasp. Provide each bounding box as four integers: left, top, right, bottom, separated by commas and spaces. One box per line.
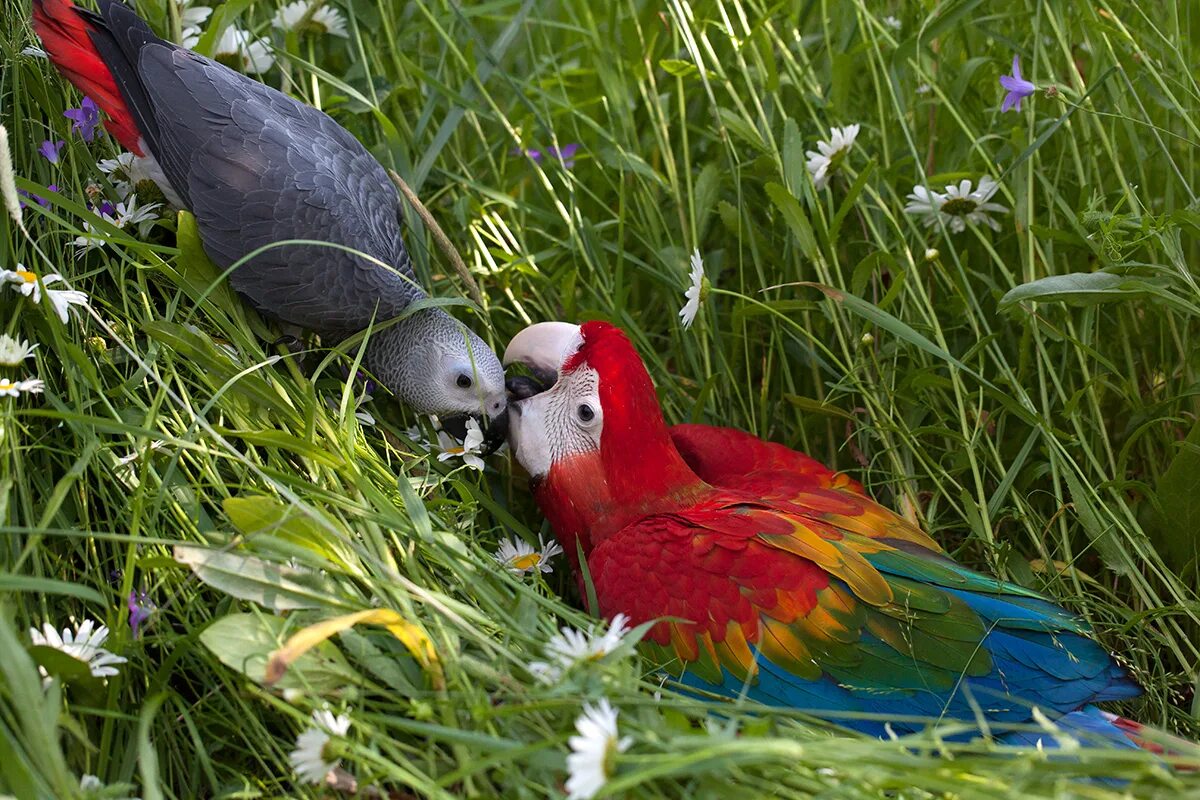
783, 395, 855, 420
1062, 468, 1129, 575
143, 321, 299, 421
1149, 421, 1200, 571
0, 575, 103, 604
999, 272, 1169, 308
266, 608, 442, 689
166, 210, 241, 316
659, 58, 697, 77
764, 182, 820, 263
717, 108, 769, 153
222, 496, 360, 572
212, 427, 346, 468
174, 545, 349, 611
199, 612, 354, 691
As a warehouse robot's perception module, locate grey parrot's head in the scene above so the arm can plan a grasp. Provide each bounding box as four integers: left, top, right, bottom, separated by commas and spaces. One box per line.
367, 308, 508, 451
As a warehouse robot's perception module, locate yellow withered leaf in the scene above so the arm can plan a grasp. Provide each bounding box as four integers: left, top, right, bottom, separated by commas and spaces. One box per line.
266, 609, 443, 689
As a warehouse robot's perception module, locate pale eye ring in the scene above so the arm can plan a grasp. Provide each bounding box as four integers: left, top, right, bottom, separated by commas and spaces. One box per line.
577, 403, 595, 423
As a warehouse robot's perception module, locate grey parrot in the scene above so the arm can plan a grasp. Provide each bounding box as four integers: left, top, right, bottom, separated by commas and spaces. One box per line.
33, 0, 507, 446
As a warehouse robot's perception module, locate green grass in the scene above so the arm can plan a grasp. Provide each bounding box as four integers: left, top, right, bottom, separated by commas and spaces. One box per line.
2, 0, 1200, 796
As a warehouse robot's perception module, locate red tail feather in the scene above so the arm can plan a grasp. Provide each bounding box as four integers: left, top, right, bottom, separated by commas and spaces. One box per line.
31, 0, 142, 154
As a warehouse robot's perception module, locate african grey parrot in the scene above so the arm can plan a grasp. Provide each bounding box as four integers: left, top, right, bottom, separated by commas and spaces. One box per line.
33, 0, 507, 445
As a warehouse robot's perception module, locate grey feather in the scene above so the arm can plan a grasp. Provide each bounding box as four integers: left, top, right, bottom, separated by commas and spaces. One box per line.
75, 0, 507, 422
135, 45, 421, 332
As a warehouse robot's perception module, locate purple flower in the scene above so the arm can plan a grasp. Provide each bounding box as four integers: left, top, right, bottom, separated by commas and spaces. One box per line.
38, 139, 66, 164
546, 143, 579, 168
64, 97, 101, 142
17, 185, 58, 209
513, 143, 581, 168
1000, 55, 1035, 112
97, 200, 117, 219
128, 589, 155, 639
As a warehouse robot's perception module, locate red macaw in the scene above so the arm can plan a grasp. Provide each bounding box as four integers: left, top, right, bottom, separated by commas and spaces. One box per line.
503, 320, 1147, 747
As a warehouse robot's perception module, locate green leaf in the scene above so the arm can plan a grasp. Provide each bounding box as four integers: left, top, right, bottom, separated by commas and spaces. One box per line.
199, 612, 355, 691
1062, 468, 1129, 575
764, 182, 820, 262
659, 58, 698, 77
222, 496, 360, 574
174, 545, 350, 611
783, 395, 855, 420
212, 427, 346, 468
0, 574, 103, 604
717, 108, 769, 153
999, 272, 1169, 308
142, 321, 300, 421
166, 210, 243, 318
1149, 421, 1200, 571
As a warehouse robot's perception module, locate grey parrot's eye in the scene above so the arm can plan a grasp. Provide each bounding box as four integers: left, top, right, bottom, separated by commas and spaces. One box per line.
577, 403, 595, 423
456, 374, 473, 389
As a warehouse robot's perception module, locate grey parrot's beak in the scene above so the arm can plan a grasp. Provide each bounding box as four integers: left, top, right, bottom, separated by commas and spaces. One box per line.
480, 408, 509, 454
502, 322, 582, 399
440, 410, 509, 456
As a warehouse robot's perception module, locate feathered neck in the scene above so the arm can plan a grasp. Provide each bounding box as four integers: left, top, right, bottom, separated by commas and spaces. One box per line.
536, 324, 706, 556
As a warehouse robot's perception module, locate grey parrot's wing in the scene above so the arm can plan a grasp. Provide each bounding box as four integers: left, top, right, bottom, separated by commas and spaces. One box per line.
135, 45, 422, 332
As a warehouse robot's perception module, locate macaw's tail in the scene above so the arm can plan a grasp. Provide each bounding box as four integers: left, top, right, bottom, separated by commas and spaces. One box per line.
31, 0, 144, 154
1001, 705, 1197, 761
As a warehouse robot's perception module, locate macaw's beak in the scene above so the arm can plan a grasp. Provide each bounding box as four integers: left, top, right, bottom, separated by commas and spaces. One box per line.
502, 321, 582, 400
441, 409, 510, 456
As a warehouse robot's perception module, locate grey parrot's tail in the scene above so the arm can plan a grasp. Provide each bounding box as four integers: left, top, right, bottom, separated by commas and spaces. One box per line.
32, 0, 167, 160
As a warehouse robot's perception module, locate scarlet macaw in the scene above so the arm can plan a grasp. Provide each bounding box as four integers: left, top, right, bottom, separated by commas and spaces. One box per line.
504, 320, 1146, 746
32, 0, 507, 445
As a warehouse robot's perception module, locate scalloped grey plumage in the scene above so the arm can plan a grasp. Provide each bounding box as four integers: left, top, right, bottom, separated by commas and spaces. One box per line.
76, 0, 506, 423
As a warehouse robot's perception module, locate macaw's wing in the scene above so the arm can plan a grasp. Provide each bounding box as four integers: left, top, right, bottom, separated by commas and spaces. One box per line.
670, 424, 859, 492
669, 423, 942, 554
589, 499, 1138, 736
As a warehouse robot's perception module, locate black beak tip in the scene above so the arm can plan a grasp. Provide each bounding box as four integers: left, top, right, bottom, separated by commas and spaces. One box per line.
440, 412, 471, 440
481, 408, 509, 455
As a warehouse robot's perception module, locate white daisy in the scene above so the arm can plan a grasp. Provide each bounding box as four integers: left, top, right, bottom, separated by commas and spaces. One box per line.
22, 46, 48, 59
493, 535, 564, 575
98, 152, 159, 200
1, 267, 90, 323
79, 775, 103, 790
883, 15, 901, 31
805, 124, 859, 191
0, 377, 44, 397
213, 26, 275, 74
273, 1, 350, 38
904, 176, 1009, 234
0, 334, 36, 367
29, 619, 127, 679
72, 197, 161, 254
679, 249, 705, 329
437, 417, 486, 470
529, 613, 632, 683
114, 196, 161, 235
180, 26, 203, 49
565, 699, 631, 800
289, 708, 351, 785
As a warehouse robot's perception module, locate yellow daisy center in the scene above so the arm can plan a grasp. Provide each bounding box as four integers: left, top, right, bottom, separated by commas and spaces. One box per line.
511, 553, 542, 570
0, 381, 16, 391
16, 270, 37, 284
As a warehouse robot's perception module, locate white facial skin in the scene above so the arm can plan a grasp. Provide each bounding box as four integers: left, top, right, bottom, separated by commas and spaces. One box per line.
509, 364, 604, 480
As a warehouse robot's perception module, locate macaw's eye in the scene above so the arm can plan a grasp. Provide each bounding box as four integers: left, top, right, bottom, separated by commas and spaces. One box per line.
456, 374, 473, 389
577, 403, 595, 423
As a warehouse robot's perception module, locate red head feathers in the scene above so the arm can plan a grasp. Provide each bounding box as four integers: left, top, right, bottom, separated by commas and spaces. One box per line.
503, 321, 704, 557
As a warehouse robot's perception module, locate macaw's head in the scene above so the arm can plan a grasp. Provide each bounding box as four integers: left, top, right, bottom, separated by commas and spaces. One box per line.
503, 321, 703, 559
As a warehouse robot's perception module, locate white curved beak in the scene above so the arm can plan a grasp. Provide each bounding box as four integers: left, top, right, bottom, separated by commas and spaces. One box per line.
502, 321, 582, 385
